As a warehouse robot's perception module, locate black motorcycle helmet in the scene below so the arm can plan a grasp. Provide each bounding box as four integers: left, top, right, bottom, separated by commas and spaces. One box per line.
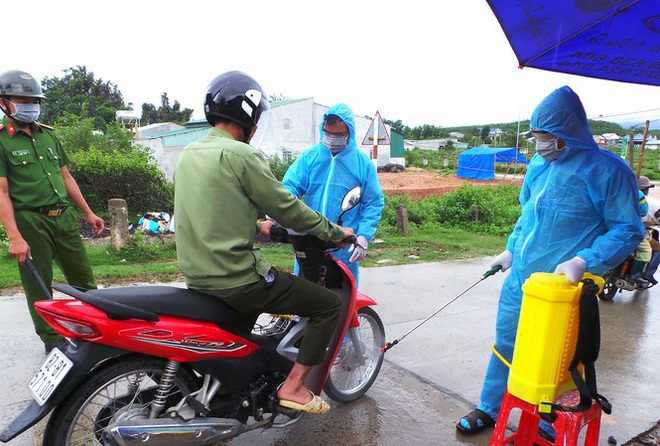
204, 71, 269, 132
0, 69, 46, 99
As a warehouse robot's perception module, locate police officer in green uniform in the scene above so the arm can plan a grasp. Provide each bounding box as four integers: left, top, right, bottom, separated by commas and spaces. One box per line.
0, 69, 105, 353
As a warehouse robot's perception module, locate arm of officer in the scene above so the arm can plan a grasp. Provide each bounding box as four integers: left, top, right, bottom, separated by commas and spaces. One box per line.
60, 166, 105, 235
0, 177, 30, 263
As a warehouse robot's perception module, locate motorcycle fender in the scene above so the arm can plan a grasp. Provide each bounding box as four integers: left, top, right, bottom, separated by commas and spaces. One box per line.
0, 342, 130, 443
349, 292, 377, 327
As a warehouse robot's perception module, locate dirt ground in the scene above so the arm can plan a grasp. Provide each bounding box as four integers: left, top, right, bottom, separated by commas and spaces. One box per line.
378, 167, 522, 199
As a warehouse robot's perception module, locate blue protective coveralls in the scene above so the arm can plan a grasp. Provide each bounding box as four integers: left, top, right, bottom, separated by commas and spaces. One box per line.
282, 103, 384, 284
477, 86, 645, 420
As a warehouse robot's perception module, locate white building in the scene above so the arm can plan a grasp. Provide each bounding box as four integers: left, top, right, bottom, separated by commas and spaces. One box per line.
135, 98, 404, 181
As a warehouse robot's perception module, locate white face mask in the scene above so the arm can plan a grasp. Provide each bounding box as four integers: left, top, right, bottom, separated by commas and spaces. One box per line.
536, 139, 564, 160
10, 102, 41, 126
322, 131, 348, 154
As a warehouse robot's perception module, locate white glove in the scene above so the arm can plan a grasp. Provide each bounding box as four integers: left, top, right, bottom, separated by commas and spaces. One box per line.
348, 235, 369, 263
554, 256, 587, 284
491, 250, 513, 272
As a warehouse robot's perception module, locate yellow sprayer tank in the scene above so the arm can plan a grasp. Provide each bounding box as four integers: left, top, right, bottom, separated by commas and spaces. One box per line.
507, 272, 603, 407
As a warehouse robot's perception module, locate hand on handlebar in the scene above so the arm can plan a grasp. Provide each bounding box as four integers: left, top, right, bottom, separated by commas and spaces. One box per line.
337, 227, 356, 248
348, 235, 369, 262
259, 219, 275, 237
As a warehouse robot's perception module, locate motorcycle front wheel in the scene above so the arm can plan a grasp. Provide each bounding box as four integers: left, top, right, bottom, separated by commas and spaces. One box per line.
324, 307, 385, 403
43, 356, 198, 446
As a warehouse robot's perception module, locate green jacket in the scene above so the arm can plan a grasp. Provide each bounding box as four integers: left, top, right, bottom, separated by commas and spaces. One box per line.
0, 118, 70, 209
174, 127, 345, 290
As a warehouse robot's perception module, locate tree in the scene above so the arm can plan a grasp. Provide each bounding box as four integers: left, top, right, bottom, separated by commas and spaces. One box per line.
41, 66, 125, 130
55, 117, 173, 214
588, 120, 625, 136
141, 93, 193, 125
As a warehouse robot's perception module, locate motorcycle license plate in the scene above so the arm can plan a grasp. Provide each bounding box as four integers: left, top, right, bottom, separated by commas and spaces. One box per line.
28, 348, 73, 406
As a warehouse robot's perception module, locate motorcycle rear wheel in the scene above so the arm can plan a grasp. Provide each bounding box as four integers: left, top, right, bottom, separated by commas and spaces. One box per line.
598, 276, 617, 301
43, 356, 198, 446
324, 307, 385, 403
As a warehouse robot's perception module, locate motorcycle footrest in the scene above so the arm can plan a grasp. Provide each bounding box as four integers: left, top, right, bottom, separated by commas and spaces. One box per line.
184, 395, 210, 416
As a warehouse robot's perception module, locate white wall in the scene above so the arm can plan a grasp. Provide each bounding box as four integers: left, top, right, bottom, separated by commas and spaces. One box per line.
138, 99, 395, 180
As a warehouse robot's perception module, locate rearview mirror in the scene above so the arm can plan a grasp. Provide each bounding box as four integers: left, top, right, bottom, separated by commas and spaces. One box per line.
337, 187, 362, 225
341, 187, 362, 212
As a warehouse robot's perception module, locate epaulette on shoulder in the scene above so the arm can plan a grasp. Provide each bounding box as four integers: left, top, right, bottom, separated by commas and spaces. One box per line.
36, 122, 54, 130
0, 124, 4, 131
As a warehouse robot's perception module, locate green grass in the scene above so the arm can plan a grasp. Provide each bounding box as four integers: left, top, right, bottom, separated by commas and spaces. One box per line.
0, 227, 506, 291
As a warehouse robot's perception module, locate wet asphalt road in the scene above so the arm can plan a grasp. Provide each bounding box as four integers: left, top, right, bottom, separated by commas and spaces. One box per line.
1, 258, 659, 445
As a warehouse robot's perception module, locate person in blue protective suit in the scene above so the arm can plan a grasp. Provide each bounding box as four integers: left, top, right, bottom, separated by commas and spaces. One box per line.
456, 86, 645, 439
282, 103, 384, 286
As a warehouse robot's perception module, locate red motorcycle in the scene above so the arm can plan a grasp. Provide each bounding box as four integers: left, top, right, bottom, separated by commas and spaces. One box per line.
1, 188, 385, 446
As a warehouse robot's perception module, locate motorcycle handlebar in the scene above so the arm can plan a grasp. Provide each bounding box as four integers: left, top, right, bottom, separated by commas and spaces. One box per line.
269, 223, 357, 249
341, 235, 357, 246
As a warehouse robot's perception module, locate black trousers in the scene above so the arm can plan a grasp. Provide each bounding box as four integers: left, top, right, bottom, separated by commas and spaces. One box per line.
196, 269, 340, 366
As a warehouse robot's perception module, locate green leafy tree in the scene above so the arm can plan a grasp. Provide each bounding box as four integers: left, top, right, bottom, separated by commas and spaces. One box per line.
55, 118, 173, 214
55, 116, 133, 153
41, 66, 125, 130
141, 93, 193, 125
588, 120, 626, 136
384, 119, 410, 135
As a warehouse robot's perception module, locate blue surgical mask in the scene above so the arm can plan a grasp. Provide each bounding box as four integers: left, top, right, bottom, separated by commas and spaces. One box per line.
536, 139, 564, 160
10, 102, 41, 126
322, 131, 348, 154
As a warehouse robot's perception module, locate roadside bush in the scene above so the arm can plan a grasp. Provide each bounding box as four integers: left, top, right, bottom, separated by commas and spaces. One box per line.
267, 153, 296, 181
70, 146, 173, 216
381, 183, 521, 236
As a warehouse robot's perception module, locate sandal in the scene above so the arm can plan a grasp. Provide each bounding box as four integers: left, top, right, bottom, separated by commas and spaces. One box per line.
456, 409, 495, 434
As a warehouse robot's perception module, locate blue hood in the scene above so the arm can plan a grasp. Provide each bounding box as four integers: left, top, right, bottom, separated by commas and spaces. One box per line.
529, 86, 599, 151
319, 103, 358, 153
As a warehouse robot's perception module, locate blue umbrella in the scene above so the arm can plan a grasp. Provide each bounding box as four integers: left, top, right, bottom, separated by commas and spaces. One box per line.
486, 0, 660, 86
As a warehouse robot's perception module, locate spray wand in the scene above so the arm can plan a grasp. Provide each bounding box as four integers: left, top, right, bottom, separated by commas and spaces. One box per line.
382, 265, 502, 353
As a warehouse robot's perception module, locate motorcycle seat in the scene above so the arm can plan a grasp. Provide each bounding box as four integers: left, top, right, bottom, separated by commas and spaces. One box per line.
53, 285, 258, 334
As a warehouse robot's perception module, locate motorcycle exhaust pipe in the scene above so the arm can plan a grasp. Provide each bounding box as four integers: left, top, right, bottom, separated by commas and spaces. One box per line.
615, 278, 636, 291
103, 417, 250, 446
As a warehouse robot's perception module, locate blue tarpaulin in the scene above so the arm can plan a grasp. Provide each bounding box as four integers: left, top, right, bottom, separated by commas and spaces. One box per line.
486, 0, 659, 87
457, 146, 529, 180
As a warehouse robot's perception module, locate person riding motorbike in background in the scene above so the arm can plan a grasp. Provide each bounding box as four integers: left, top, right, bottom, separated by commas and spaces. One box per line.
640, 175, 660, 285
628, 188, 651, 286
174, 71, 354, 414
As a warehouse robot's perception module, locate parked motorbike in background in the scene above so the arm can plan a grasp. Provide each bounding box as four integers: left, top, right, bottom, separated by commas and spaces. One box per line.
1, 187, 385, 446
598, 254, 654, 301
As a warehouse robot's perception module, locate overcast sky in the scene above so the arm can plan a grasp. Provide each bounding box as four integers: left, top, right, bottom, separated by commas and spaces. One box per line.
11, 0, 660, 129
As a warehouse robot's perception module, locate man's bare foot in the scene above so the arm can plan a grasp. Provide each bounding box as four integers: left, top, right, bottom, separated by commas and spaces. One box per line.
277, 382, 330, 414
277, 381, 313, 405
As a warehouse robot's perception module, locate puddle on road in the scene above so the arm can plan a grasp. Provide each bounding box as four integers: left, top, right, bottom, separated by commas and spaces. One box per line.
225, 362, 480, 446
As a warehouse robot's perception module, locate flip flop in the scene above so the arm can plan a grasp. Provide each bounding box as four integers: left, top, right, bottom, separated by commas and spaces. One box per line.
278, 390, 330, 414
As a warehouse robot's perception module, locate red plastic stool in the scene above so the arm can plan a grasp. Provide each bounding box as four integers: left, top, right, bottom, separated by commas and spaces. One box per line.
489, 389, 602, 446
